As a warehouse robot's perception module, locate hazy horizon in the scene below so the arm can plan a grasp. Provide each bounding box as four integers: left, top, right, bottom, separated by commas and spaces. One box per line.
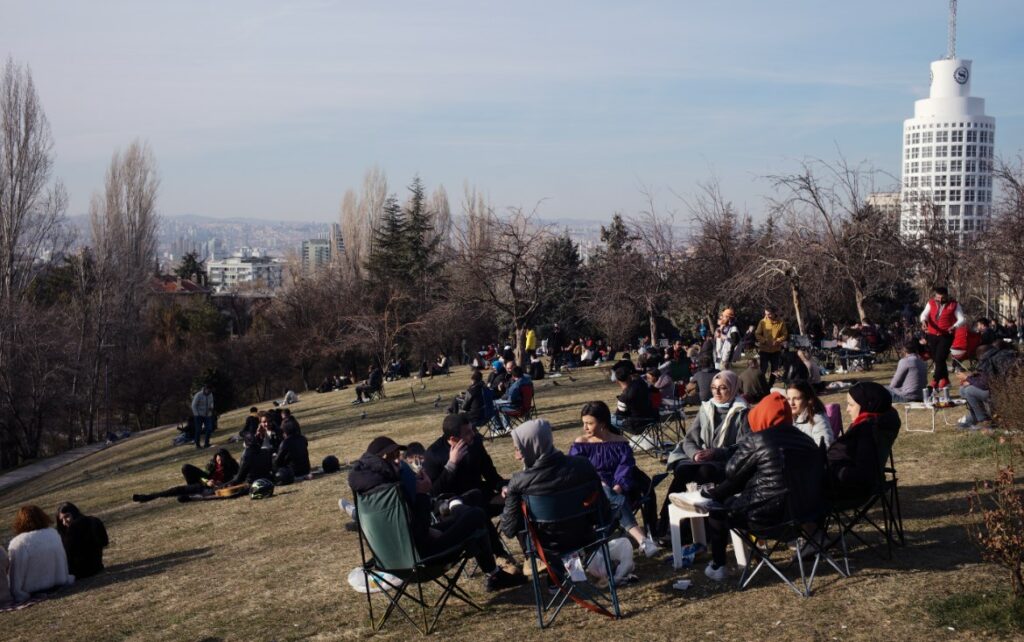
5, 1, 1024, 222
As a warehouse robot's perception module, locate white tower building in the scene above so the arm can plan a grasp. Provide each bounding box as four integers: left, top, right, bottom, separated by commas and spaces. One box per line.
900, 1, 995, 239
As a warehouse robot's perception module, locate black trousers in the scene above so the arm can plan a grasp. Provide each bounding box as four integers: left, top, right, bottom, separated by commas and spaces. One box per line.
426, 505, 496, 574
927, 333, 953, 384
449, 488, 511, 559
759, 351, 782, 385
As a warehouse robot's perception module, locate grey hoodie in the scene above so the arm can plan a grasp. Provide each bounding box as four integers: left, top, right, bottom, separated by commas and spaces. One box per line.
511, 418, 554, 469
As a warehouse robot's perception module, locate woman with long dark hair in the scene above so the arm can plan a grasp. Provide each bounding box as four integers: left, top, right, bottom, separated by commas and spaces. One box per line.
569, 401, 660, 558
55, 502, 109, 578
132, 448, 240, 503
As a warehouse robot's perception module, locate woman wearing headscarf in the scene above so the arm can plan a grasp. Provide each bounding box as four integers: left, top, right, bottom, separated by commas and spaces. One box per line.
499, 419, 607, 553
827, 381, 901, 499
55, 502, 109, 578
657, 370, 751, 537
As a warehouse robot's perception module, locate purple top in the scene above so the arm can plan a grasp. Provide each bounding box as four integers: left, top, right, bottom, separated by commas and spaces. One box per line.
567, 440, 636, 492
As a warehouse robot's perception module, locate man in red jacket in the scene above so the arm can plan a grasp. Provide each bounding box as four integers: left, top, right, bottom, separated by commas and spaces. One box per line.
918, 286, 966, 389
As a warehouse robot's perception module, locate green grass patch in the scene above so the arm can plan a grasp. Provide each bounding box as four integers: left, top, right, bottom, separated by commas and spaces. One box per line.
943, 431, 1020, 461
927, 589, 1024, 635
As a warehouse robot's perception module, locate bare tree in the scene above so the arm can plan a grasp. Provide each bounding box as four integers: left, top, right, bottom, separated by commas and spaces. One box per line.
988, 157, 1024, 322
0, 59, 69, 466
454, 206, 553, 365
631, 187, 685, 341
339, 166, 388, 279
769, 158, 906, 322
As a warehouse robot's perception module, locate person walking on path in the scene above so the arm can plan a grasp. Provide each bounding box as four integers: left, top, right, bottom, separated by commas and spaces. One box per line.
919, 286, 965, 390
191, 385, 215, 449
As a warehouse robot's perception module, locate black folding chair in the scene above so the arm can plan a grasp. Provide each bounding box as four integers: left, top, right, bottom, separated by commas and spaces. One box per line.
728, 448, 849, 597
521, 483, 623, 628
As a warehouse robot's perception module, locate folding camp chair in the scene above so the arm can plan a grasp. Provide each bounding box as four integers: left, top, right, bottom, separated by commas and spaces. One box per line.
521, 483, 623, 629
621, 412, 679, 460
823, 424, 903, 562
630, 471, 669, 537
354, 484, 484, 634
484, 384, 535, 439
728, 448, 849, 597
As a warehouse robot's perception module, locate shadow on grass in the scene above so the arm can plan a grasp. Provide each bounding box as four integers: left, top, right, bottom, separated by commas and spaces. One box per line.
69, 546, 215, 594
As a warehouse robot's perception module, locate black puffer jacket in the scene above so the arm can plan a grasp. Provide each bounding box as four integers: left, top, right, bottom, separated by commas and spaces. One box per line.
205, 448, 240, 484
499, 451, 608, 552
707, 424, 823, 524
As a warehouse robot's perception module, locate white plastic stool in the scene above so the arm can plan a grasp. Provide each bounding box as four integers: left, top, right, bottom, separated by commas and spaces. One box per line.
668, 493, 748, 569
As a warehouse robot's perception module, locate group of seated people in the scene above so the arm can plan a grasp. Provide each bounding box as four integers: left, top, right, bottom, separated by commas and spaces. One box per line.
133, 408, 313, 503
345, 406, 658, 592
448, 360, 535, 432
316, 374, 354, 393
345, 375, 898, 593
2, 503, 108, 605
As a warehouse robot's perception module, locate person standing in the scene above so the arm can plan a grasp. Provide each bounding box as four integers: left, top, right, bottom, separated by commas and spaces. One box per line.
714, 309, 740, 371
754, 307, 788, 385
919, 286, 966, 390
548, 323, 565, 372
191, 385, 215, 449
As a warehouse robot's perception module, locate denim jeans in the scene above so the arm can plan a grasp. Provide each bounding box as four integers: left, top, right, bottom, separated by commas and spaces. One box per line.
194, 415, 214, 447
604, 485, 638, 531
961, 385, 991, 423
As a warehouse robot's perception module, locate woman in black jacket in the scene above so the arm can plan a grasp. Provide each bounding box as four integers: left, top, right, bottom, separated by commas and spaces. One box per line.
827, 382, 901, 499
55, 502, 109, 578
132, 448, 240, 503
460, 370, 487, 426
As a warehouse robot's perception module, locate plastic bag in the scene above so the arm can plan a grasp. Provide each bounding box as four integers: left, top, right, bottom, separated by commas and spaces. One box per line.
347, 567, 401, 593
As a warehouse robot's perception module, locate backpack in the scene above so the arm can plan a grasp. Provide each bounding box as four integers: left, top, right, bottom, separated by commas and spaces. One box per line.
481, 385, 496, 422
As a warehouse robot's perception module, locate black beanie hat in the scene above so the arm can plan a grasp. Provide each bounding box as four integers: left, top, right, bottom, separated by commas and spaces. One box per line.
849, 381, 892, 413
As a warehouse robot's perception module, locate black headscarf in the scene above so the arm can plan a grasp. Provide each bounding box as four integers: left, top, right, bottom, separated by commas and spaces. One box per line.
849, 381, 893, 414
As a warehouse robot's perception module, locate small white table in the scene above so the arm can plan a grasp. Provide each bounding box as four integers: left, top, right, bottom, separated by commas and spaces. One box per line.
903, 399, 967, 433
668, 493, 748, 569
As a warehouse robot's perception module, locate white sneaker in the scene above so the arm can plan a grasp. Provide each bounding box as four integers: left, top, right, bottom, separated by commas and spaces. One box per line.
641, 537, 661, 558
704, 562, 729, 582
957, 415, 974, 428
339, 498, 356, 518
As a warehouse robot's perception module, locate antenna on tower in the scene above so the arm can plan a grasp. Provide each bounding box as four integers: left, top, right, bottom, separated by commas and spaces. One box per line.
947, 0, 957, 59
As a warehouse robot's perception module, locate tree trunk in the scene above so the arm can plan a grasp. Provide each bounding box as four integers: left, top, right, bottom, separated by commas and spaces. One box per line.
854, 285, 868, 323
648, 309, 658, 347
513, 324, 526, 367
790, 281, 806, 336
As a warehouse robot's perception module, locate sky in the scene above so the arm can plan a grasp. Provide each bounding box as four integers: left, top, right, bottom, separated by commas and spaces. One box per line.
4, 0, 1023, 222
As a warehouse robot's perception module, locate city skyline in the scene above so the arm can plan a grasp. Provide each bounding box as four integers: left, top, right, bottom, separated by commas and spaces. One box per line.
5, 1, 1024, 222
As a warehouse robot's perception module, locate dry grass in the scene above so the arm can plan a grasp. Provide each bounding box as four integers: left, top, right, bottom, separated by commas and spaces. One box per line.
0, 362, 1015, 641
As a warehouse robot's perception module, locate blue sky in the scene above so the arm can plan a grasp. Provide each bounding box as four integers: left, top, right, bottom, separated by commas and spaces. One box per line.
4, 0, 1022, 222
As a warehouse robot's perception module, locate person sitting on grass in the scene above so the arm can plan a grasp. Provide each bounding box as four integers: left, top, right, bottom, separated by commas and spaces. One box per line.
690, 356, 720, 404
132, 448, 240, 503
693, 392, 824, 582
887, 342, 928, 403
353, 365, 383, 404
827, 382, 901, 500
275, 419, 311, 478
658, 370, 750, 538
349, 436, 525, 592
786, 381, 834, 447
55, 502, 108, 579
568, 401, 661, 558
7, 505, 74, 603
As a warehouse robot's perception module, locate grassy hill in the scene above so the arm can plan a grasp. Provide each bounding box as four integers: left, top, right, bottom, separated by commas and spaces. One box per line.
0, 362, 1015, 641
